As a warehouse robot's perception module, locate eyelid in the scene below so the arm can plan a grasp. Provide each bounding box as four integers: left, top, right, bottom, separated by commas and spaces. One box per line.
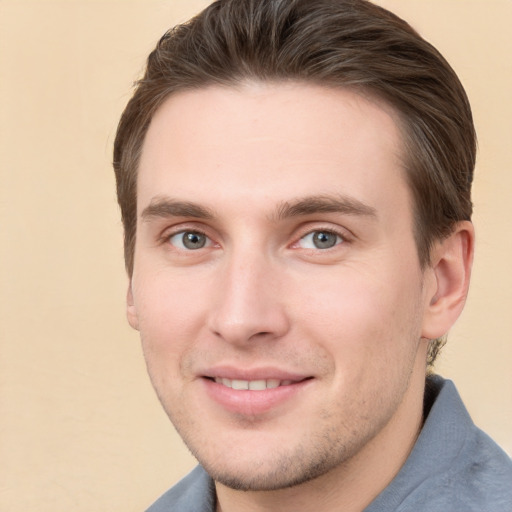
157, 221, 352, 251
159, 222, 217, 248
170, 230, 213, 250
299, 231, 342, 249
290, 223, 353, 248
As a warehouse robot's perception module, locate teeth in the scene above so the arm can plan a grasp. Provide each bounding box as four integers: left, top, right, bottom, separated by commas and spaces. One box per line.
213, 378, 293, 390
232, 379, 249, 390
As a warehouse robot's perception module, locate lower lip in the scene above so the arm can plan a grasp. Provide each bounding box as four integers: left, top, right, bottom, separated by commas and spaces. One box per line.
202, 378, 312, 416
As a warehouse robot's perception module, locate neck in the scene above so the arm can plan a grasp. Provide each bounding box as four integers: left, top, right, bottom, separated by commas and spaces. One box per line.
216, 357, 427, 512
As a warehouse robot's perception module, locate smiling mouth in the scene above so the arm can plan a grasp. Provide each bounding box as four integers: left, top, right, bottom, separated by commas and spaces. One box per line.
202, 375, 314, 415
207, 377, 311, 390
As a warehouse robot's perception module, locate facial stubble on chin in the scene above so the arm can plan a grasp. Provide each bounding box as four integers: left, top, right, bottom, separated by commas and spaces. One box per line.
169, 400, 387, 493
142, 350, 419, 493
140, 304, 424, 493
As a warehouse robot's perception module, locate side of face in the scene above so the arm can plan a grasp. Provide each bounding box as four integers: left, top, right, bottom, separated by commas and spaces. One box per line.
126, 82, 472, 492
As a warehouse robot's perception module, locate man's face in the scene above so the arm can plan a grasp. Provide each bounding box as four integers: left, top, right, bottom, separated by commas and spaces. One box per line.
129, 83, 433, 491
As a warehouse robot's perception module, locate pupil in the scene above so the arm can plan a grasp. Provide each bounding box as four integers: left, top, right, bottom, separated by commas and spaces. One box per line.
183, 232, 206, 249
313, 231, 336, 249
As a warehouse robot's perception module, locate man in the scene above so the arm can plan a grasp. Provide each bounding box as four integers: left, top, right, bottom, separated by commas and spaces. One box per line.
113, 0, 512, 510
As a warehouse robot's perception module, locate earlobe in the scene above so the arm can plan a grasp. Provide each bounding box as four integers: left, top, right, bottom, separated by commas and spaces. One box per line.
422, 221, 474, 340
126, 281, 140, 331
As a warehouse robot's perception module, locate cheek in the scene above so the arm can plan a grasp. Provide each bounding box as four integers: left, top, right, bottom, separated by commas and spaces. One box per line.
294, 263, 424, 370
133, 273, 211, 375
135, 269, 209, 331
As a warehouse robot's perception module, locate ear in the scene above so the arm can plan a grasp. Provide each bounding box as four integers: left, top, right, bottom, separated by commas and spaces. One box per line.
422, 221, 474, 340
126, 280, 140, 331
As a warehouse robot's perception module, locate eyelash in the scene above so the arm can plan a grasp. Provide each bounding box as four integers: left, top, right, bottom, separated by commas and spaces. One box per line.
161, 227, 212, 249
159, 224, 351, 252
293, 226, 349, 250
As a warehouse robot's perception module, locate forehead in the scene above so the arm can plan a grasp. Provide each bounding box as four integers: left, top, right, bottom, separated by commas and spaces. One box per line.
137, 82, 409, 219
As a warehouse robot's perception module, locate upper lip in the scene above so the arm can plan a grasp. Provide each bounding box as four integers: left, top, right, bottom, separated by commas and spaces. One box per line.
200, 365, 311, 382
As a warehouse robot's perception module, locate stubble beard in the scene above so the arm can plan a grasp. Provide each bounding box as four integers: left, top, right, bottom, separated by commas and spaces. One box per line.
142, 318, 423, 493
146, 358, 418, 494
170, 402, 391, 493
198, 439, 356, 492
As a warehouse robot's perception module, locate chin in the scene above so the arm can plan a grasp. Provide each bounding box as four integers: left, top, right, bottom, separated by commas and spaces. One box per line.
203, 459, 332, 492
187, 434, 358, 492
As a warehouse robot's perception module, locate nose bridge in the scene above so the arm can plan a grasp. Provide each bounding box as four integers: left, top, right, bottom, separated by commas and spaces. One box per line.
208, 244, 288, 344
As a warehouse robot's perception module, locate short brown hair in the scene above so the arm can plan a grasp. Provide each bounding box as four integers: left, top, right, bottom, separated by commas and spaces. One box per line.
113, 0, 476, 363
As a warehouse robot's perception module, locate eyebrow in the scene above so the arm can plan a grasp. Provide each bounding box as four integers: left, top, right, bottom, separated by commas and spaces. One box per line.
141, 197, 214, 221
275, 194, 377, 220
140, 194, 377, 222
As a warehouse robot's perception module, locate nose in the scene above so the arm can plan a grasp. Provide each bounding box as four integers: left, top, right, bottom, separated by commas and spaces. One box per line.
207, 251, 290, 346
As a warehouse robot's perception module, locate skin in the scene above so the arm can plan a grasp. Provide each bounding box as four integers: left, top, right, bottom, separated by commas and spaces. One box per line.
127, 83, 473, 512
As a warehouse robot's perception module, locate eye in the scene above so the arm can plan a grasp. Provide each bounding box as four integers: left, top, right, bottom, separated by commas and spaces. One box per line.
168, 230, 212, 250
297, 230, 343, 250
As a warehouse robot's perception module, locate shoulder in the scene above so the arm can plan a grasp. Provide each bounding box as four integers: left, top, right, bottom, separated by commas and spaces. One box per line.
420, 425, 512, 511
145, 466, 215, 512
366, 376, 512, 512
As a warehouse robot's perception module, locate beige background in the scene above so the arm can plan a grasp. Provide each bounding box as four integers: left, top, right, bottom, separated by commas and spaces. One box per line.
0, 1, 510, 510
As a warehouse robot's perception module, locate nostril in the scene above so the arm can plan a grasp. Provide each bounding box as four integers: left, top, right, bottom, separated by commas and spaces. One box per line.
207, 297, 290, 344
249, 331, 272, 339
